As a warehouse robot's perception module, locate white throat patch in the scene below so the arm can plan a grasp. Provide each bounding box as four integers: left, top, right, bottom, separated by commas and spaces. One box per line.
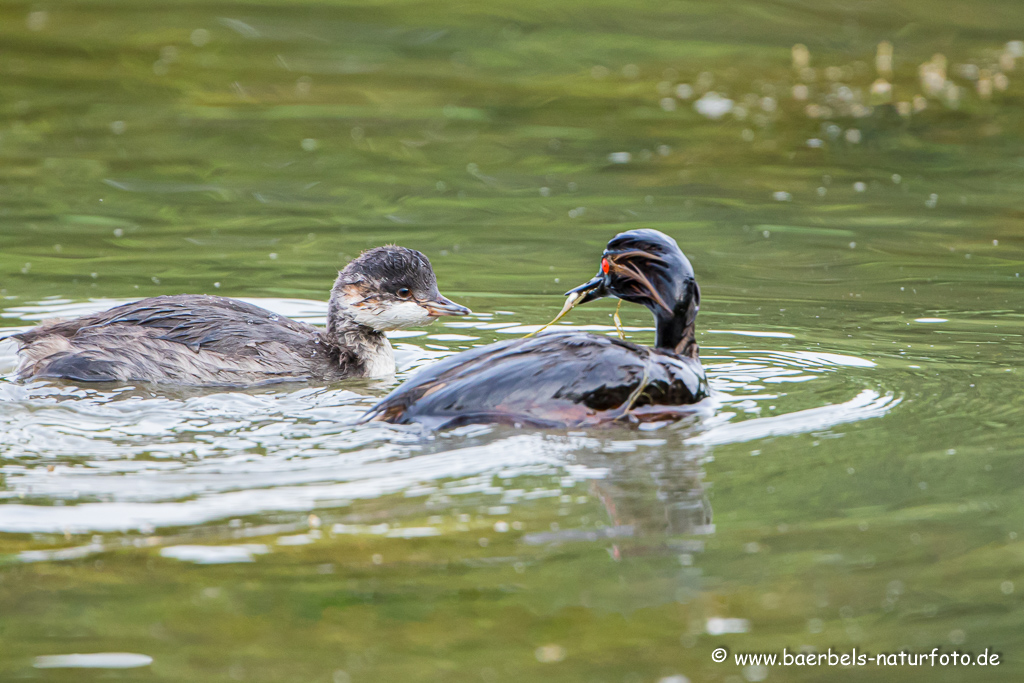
347, 298, 434, 331
360, 341, 396, 377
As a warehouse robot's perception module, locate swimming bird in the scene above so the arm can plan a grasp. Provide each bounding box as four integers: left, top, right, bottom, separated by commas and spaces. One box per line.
361, 229, 708, 429
10, 246, 468, 386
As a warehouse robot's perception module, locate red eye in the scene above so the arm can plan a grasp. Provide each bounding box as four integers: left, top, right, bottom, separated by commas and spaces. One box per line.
601, 258, 610, 274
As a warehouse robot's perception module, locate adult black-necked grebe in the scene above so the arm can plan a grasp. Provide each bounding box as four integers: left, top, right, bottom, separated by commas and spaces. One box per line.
362, 229, 708, 429
10, 246, 469, 386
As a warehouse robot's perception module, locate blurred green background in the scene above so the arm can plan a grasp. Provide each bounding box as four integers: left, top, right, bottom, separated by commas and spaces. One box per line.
1, 1, 1024, 681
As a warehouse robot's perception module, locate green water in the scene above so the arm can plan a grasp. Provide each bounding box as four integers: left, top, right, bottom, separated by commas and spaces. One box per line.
2, 1, 1024, 681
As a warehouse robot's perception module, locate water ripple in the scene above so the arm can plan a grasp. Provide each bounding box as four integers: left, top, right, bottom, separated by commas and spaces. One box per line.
0, 297, 891, 536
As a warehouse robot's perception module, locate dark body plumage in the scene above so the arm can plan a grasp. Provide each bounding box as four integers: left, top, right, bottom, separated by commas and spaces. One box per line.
364, 229, 711, 429
361, 331, 707, 429
12, 295, 347, 385
10, 246, 468, 386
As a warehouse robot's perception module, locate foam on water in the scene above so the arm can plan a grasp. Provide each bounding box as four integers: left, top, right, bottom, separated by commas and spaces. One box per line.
33, 653, 154, 669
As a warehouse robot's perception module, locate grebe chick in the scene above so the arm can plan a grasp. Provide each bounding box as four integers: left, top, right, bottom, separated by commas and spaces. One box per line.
362, 229, 708, 429
11, 246, 468, 386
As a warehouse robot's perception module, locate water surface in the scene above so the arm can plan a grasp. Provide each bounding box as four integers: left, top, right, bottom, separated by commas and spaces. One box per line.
2, 1, 1023, 681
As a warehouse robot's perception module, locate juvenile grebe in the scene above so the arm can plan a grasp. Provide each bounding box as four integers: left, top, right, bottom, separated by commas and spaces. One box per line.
11, 246, 468, 386
362, 229, 708, 429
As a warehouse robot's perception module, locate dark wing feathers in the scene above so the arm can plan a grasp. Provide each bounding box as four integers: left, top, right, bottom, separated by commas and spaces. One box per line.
15, 295, 322, 355
32, 353, 122, 382
363, 331, 707, 429
11, 295, 349, 385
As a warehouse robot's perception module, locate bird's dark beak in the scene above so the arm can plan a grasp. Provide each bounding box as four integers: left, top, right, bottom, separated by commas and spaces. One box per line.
422, 294, 471, 317
564, 273, 608, 306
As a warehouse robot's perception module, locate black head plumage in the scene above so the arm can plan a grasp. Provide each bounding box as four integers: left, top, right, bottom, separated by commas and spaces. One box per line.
601, 229, 697, 316
341, 246, 439, 299
565, 229, 700, 356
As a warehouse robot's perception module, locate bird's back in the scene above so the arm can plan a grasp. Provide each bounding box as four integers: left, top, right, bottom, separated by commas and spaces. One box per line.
363, 331, 708, 429
12, 295, 347, 385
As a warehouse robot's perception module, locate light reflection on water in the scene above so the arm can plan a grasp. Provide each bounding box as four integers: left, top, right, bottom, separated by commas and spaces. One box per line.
4, 1, 1024, 676
0, 297, 889, 537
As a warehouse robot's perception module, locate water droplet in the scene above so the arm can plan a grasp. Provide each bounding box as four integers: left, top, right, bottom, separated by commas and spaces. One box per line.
693, 92, 734, 119
191, 28, 211, 47
792, 44, 810, 69
535, 645, 566, 663
26, 11, 48, 31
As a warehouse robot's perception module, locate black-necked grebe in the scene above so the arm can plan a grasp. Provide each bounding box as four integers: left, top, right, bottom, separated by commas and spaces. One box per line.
10, 246, 469, 386
362, 229, 708, 429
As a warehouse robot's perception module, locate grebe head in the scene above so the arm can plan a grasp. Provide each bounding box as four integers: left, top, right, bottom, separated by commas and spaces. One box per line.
329, 246, 469, 334
565, 229, 700, 355
602, 229, 696, 313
